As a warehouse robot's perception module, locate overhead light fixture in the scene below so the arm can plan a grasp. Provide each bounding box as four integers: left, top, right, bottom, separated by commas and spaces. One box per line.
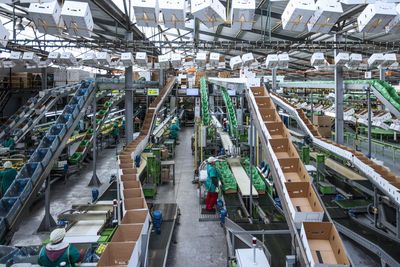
135, 52, 148, 68
59, 52, 76, 66
386, 4, 400, 34
191, 0, 226, 28
230, 55, 242, 70
196, 52, 207, 68
23, 52, 39, 68
160, 0, 186, 29
278, 53, 290, 69
171, 53, 182, 69
335, 52, 350, 66
120, 52, 134, 67
158, 54, 170, 69
83, 53, 97, 65
380, 53, 397, 69
308, 0, 342, 33
357, 2, 396, 34
281, 0, 316, 32
241, 53, 254, 67
96, 52, 111, 66
310, 52, 325, 67
230, 0, 255, 31
345, 53, 362, 69
9, 51, 23, 64
368, 53, 384, 69
48, 51, 60, 63
133, 0, 159, 27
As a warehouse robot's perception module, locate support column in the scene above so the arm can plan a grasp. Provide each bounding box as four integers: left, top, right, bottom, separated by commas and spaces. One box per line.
125, 34, 134, 145
379, 68, 386, 81
41, 68, 47, 90
37, 176, 56, 232
310, 89, 314, 123
334, 34, 344, 145
272, 68, 277, 92
89, 99, 101, 187
367, 87, 372, 158
159, 69, 164, 90
249, 117, 253, 220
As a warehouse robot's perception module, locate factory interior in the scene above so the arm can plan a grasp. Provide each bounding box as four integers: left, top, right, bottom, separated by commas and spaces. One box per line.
0, 0, 400, 266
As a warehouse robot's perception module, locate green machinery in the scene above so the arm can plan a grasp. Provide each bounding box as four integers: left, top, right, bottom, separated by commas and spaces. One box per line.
164, 139, 175, 159
143, 148, 161, 197
315, 154, 335, 195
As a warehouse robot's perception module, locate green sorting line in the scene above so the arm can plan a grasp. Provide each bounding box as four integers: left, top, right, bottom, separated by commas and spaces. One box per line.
241, 157, 266, 193
200, 77, 210, 126
215, 161, 238, 192
220, 86, 238, 137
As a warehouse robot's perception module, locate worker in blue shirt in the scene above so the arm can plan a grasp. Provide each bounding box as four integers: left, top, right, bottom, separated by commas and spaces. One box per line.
203, 157, 220, 214
3, 135, 15, 151
0, 161, 17, 196
112, 121, 119, 144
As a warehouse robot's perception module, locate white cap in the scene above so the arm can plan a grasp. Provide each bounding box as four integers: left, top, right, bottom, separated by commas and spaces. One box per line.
4, 161, 12, 168
50, 228, 66, 244
207, 157, 218, 163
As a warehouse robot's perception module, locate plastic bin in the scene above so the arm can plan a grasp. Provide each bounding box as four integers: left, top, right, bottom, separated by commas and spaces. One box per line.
29, 148, 52, 167
11, 129, 23, 138
9, 114, 19, 122
49, 124, 66, 139
69, 152, 82, 164
79, 140, 90, 147
4, 179, 33, 204
17, 163, 43, 184
0, 197, 22, 224
39, 135, 60, 153
28, 97, 38, 104
56, 114, 73, 128
86, 129, 94, 135
69, 96, 84, 109
64, 104, 79, 119
76, 88, 89, 98
0, 245, 20, 264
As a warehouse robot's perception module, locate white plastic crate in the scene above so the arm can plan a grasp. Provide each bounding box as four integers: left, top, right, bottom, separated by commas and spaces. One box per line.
230, 55, 242, 69
380, 53, 397, 68
196, 52, 207, 67
308, 0, 343, 33
61, 1, 94, 37
209, 52, 220, 66
241, 52, 254, 66
23, 52, 39, 65
158, 54, 170, 69
82, 53, 97, 65
9, 51, 23, 63
230, 0, 255, 30
0, 20, 9, 47
120, 52, 134, 67
191, 0, 226, 28
346, 53, 362, 69
281, 0, 316, 32
310, 52, 325, 66
386, 4, 400, 33
28, 1, 63, 35
136, 52, 148, 67
265, 54, 278, 69
171, 53, 182, 68
160, 0, 186, 29
96, 52, 111, 65
368, 53, 384, 68
357, 2, 397, 34
278, 53, 290, 69
335, 52, 349, 66
133, 0, 159, 27
59, 52, 76, 66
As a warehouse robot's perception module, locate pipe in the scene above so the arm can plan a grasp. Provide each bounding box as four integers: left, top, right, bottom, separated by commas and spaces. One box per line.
195, 118, 198, 169
257, 132, 259, 167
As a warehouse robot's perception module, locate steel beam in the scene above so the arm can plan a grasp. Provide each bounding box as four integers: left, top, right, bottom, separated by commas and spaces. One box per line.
334, 34, 344, 145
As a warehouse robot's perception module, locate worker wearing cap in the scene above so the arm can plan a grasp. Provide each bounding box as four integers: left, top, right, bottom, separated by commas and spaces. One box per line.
2, 135, 15, 151
0, 161, 17, 196
169, 119, 180, 140
38, 228, 84, 267
203, 157, 220, 213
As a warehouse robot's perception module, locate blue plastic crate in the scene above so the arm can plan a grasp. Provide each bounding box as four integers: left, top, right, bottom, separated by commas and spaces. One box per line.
4, 179, 32, 204
28, 97, 38, 104
56, 114, 73, 129
0, 197, 22, 224
0, 218, 6, 240
11, 129, 23, 138
64, 104, 79, 119
18, 106, 29, 113
17, 163, 43, 185
9, 114, 19, 121
29, 148, 52, 167
76, 88, 89, 98
49, 124, 66, 139
39, 135, 60, 153
69, 96, 84, 109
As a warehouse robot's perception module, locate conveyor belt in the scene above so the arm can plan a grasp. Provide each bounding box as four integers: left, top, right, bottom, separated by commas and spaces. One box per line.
227, 158, 258, 197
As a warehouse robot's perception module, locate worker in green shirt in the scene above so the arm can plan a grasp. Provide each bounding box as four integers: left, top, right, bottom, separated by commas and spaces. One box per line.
38, 228, 84, 267
169, 119, 180, 140
3, 135, 15, 151
112, 121, 119, 144
203, 157, 220, 214
0, 161, 17, 196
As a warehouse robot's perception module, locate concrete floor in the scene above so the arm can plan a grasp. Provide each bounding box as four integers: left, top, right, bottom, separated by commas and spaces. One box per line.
152, 127, 227, 267
11, 144, 121, 246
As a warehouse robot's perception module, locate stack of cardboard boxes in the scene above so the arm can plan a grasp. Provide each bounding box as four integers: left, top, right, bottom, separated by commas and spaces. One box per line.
313, 115, 332, 138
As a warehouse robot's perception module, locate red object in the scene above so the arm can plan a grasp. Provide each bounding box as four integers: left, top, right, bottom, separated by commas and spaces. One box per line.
205, 192, 218, 210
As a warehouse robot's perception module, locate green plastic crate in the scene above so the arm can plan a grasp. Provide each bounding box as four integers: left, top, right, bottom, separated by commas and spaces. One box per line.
79, 140, 90, 147
69, 152, 82, 164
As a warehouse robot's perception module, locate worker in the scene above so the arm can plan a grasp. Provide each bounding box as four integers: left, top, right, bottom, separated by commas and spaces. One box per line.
38, 228, 84, 267
1, 161, 17, 196
112, 121, 119, 144
3, 135, 15, 151
225, 120, 230, 134
169, 119, 180, 140
203, 157, 220, 214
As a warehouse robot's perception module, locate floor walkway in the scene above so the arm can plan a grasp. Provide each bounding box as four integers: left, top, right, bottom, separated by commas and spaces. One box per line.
153, 127, 227, 267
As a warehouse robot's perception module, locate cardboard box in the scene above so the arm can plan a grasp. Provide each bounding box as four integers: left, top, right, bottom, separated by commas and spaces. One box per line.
133, 0, 159, 27
265, 122, 291, 139
278, 158, 311, 183
269, 138, 299, 159
124, 197, 147, 211
123, 180, 141, 189
281, 0, 315, 32
28, 0, 63, 35
250, 87, 268, 97
230, 0, 255, 30
121, 210, 149, 224
162, 170, 169, 180
122, 168, 138, 175
97, 242, 136, 267
191, 0, 226, 28
111, 224, 143, 242
312, 115, 331, 126
308, 0, 342, 33
121, 174, 138, 183
316, 126, 331, 138
285, 182, 324, 226
358, 2, 396, 34
254, 96, 274, 108
161, 149, 169, 159
61, 0, 94, 37
300, 222, 350, 267
260, 109, 280, 123
123, 188, 143, 199
160, 0, 187, 29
